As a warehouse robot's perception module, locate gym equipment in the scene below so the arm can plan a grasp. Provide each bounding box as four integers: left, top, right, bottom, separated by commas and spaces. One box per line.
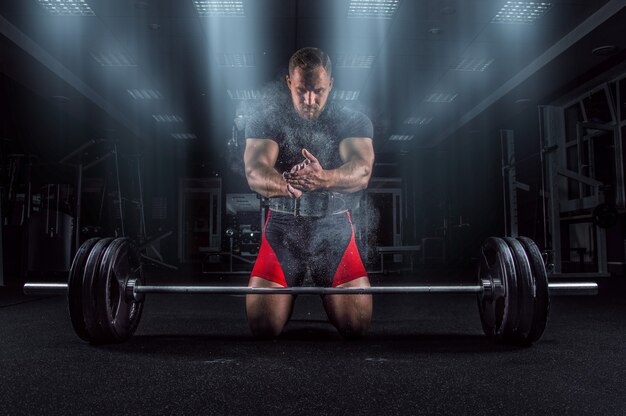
23, 236, 598, 345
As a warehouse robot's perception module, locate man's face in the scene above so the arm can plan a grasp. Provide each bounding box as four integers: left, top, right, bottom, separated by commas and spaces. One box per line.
286, 65, 333, 120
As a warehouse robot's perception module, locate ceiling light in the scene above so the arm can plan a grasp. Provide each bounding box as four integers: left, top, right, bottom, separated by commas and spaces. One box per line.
172, 133, 197, 140
193, 0, 245, 17
454, 58, 494, 72
332, 90, 360, 101
404, 116, 432, 125
493, 2, 552, 24
36, 0, 95, 16
425, 92, 457, 103
90, 51, 136, 67
348, 0, 400, 19
389, 135, 414, 141
217, 53, 255, 67
335, 54, 375, 69
127, 89, 163, 100
592, 45, 618, 56
152, 114, 184, 122
514, 98, 534, 105
227, 89, 262, 100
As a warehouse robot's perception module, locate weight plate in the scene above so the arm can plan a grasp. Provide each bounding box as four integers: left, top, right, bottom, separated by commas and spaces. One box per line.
503, 237, 535, 345
517, 237, 550, 343
67, 238, 101, 342
477, 237, 518, 342
96, 238, 144, 343
81, 238, 115, 344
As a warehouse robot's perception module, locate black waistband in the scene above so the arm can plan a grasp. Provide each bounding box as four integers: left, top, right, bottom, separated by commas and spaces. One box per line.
269, 192, 349, 217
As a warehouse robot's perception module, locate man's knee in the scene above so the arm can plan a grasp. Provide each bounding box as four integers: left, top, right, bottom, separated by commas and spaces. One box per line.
248, 316, 285, 339
245, 289, 293, 339
325, 296, 372, 338
334, 314, 371, 339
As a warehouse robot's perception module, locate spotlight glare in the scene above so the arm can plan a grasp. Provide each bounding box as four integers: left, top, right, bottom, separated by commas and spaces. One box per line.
172, 133, 197, 140
152, 114, 184, 123
404, 116, 433, 125
227, 89, 262, 100
389, 135, 414, 141
492, 1, 552, 24
36, 0, 95, 16
90, 51, 136, 67
335, 54, 375, 69
332, 90, 360, 101
217, 53, 256, 67
454, 58, 494, 72
348, 0, 400, 19
193, 0, 245, 17
127, 89, 163, 100
425, 92, 457, 103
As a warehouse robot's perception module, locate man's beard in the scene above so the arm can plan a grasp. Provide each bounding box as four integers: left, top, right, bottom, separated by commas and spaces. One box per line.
300, 105, 321, 119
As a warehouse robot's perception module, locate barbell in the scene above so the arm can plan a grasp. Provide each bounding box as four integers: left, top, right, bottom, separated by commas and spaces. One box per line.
23, 236, 598, 345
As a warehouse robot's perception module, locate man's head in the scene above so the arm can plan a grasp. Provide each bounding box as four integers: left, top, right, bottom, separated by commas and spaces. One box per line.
286, 47, 333, 120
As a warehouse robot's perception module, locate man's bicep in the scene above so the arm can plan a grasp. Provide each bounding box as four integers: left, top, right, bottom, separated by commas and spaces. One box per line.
339, 137, 374, 165
244, 138, 279, 169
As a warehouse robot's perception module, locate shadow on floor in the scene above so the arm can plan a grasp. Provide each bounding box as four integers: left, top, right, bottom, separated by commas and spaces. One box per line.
94, 327, 526, 360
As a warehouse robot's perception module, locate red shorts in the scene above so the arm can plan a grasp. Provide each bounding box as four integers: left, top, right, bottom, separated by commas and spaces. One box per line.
251, 211, 367, 287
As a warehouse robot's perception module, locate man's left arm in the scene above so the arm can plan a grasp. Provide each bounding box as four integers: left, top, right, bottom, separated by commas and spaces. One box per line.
286, 137, 374, 193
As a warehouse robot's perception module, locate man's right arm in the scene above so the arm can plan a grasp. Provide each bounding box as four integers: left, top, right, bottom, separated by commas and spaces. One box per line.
244, 138, 301, 198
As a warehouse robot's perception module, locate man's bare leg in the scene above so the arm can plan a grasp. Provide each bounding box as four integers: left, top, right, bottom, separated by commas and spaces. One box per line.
322, 276, 372, 338
246, 276, 296, 338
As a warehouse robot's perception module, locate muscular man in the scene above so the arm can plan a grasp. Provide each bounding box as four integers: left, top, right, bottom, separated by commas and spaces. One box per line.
244, 47, 374, 338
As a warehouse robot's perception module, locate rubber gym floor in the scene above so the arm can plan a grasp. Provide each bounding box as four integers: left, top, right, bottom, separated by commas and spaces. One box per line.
1, 270, 625, 416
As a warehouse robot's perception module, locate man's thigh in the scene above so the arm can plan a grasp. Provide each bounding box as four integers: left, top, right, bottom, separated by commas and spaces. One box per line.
322, 276, 373, 324
246, 276, 296, 326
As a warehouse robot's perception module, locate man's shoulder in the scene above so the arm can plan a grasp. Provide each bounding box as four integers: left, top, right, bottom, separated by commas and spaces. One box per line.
245, 106, 288, 139
328, 105, 373, 139
331, 104, 371, 122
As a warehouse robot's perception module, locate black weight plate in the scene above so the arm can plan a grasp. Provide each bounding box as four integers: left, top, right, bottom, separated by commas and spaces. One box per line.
67, 238, 101, 342
503, 237, 535, 345
517, 237, 550, 343
81, 238, 115, 344
477, 237, 518, 341
94, 238, 125, 341
110, 239, 143, 340
95, 238, 144, 343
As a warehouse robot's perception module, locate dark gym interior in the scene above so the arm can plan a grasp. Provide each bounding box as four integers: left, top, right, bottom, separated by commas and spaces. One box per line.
1, 0, 626, 414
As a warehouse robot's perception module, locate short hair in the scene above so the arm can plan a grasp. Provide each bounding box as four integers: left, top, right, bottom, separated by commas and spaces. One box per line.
288, 47, 332, 77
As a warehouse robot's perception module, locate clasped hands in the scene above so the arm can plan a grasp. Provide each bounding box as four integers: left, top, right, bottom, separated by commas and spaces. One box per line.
282, 148, 327, 199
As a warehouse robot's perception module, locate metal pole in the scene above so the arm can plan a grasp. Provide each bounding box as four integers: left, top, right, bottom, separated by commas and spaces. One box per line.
75, 163, 83, 254
500, 130, 509, 236
538, 105, 548, 249
136, 156, 147, 241
59, 139, 96, 164
136, 285, 485, 295
113, 144, 125, 236
23, 282, 599, 296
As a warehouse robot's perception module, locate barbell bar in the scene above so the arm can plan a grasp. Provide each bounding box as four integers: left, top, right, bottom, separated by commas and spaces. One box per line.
23, 282, 598, 297
21, 236, 600, 346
